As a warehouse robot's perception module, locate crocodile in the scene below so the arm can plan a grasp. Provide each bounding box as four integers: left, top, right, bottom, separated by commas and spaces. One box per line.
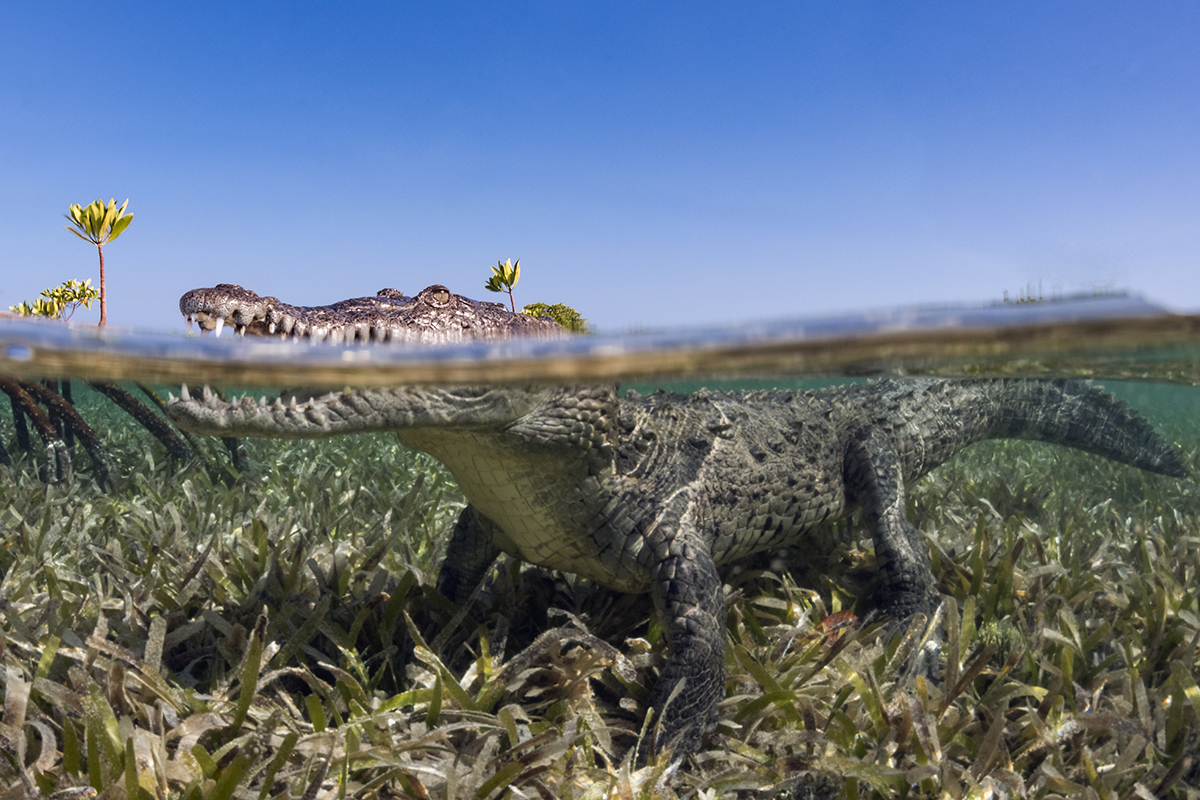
179, 282, 565, 343
166, 284, 1189, 761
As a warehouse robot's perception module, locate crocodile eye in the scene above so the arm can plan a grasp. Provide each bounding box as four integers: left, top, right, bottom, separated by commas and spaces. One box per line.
433, 290, 450, 304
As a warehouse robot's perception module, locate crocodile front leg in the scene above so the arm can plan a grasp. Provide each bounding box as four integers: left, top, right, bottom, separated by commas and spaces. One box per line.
639, 492, 726, 763
845, 427, 941, 623
436, 505, 503, 602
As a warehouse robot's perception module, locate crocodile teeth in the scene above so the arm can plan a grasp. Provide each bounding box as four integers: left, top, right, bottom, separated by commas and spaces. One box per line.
268, 322, 276, 334
180, 384, 191, 401
213, 318, 225, 338
167, 391, 176, 402
185, 315, 194, 333
236, 325, 246, 336
201, 384, 214, 403
289, 396, 298, 409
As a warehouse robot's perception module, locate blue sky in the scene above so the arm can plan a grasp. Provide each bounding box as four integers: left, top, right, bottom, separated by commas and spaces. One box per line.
3, 3, 1198, 332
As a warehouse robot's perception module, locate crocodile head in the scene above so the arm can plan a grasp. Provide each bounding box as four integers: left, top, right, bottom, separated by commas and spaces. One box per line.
179, 282, 565, 344
169, 281, 599, 448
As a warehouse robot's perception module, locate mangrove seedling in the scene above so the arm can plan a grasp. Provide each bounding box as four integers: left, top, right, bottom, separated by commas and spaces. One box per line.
10, 278, 99, 321
64, 198, 134, 327
484, 258, 521, 312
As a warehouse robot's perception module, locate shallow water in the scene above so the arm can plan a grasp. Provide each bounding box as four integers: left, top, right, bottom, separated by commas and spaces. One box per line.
4, 292, 1200, 472
3, 293, 1200, 513
3, 293, 1199, 791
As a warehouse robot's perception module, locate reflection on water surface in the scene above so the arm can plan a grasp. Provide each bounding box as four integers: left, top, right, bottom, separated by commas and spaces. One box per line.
3, 293, 1200, 386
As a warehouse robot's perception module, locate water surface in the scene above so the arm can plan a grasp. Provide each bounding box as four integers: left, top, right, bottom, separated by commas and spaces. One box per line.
4, 294, 1200, 387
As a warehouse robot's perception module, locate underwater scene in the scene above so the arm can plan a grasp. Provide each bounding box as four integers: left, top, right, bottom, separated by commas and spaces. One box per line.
2, 296, 1200, 799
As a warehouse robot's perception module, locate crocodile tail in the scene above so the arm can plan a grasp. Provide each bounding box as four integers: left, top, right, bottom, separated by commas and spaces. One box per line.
991, 379, 1188, 478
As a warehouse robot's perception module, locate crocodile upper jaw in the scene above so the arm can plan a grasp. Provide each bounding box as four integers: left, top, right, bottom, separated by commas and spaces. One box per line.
179, 283, 566, 344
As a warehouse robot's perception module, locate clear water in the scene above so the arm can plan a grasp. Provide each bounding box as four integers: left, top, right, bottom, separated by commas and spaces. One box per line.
3, 291, 1199, 502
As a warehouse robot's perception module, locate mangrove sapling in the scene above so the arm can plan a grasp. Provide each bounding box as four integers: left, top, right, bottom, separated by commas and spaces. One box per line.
63, 198, 133, 328
9, 278, 98, 320
484, 257, 521, 312
482, 258, 589, 331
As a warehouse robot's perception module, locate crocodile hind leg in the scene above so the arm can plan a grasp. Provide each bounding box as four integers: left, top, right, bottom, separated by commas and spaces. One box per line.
639, 495, 726, 764
845, 427, 941, 626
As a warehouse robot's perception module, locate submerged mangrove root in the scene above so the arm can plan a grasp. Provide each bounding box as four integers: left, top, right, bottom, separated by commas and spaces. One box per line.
60, 379, 76, 447
1, 375, 235, 485
139, 383, 241, 481
15, 379, 115, 488
222, 437, 250, 474
180, 383, 252, 476
138, 383, 206, 456
213, 386, 250, 475
0, 376, 233, 485
8, 391, 31, 453
43, 379, 67, 443
0, 378, 71, 482
90, 381, 192, 461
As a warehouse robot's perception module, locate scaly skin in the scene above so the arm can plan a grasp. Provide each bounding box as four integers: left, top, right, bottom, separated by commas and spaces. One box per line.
169, 284, 1189, 762
179, 282, 564, 343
